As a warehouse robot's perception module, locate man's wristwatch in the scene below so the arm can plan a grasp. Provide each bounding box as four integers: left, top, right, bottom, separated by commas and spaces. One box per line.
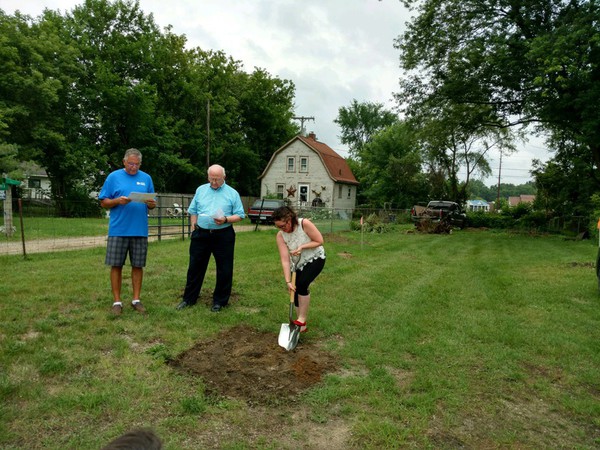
224, 216, 228, 223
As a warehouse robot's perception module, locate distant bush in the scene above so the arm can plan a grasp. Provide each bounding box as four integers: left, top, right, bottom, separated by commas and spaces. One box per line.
515, 210, 548, 230
466, 204, 556, 232
350, 213, 392, 233
305, 207, 333, 221
510, 202, 533, 220
466, 211, 514, 229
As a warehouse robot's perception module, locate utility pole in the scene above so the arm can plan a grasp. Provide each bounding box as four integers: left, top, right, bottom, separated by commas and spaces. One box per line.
293, 116, 315, 135
496, 150, 503, 206
206, 99, 211, 169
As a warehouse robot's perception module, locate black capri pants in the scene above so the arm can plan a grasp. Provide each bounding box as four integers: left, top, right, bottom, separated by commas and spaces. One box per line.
293, 257, 325, 306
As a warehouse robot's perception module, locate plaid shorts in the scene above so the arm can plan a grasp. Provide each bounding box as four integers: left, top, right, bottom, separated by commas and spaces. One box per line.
105, 236, 148, 267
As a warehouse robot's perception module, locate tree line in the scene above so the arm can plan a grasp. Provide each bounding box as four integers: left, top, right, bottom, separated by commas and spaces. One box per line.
335, 0, 599, 229
0, 0, 298, 215
2, 0, 598, 227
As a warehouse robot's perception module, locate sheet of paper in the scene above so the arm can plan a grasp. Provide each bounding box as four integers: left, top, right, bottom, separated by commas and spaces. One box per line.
212, 208, 224, 219
129, 192, 156, 203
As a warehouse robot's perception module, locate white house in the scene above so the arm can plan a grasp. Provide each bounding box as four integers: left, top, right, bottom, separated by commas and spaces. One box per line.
466, 199, 490, 212
22, 164, 51, 200
259, 132, 359, 211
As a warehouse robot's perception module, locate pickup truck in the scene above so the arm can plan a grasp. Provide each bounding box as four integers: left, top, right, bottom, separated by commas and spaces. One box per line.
411, 201, 467, 229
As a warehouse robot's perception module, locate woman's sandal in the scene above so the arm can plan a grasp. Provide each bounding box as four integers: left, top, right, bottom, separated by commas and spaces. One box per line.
293, 320, 308, 333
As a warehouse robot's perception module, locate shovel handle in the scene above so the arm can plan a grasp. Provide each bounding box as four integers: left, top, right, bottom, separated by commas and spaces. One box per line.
289, 270, 296, 304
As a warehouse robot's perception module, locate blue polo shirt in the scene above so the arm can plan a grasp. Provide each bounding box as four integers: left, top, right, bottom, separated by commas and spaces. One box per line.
188, 182, 245, 229
99, 168, 155, 237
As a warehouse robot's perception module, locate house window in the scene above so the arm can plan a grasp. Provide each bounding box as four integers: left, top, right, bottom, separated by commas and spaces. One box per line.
287, 157, 295, 172
29, 179, 41, 189
347, 187, 352, 199
299, 157, 308, 173
298, 184, 309, 204
276, 184, 284, 199
338, 185, 342, 199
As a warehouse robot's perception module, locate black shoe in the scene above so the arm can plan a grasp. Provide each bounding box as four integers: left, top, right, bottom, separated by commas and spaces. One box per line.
176, 301, 190, 310
211, 304, 222, 312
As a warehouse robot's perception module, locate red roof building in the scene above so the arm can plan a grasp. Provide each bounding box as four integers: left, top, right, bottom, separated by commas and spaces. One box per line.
259, 132, 358, 210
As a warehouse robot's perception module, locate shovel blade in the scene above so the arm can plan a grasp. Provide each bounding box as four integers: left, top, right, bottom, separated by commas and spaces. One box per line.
278, 323, 300, 351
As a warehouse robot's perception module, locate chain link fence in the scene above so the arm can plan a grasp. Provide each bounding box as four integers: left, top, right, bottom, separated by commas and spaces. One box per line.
1, 194, 410, 256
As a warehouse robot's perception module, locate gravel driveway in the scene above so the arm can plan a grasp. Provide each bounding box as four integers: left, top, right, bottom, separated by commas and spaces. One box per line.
0, 224, 267, 256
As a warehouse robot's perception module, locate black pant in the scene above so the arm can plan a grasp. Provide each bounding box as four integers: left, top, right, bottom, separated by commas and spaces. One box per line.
293, 257, 325, 306
182, 226, 236, 306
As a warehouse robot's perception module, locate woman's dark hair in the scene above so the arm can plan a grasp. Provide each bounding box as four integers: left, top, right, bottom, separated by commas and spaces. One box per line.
271, 206, 298, 230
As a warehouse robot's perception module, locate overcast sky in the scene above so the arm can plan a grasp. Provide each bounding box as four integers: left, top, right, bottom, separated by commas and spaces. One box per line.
3, 0, 551, 186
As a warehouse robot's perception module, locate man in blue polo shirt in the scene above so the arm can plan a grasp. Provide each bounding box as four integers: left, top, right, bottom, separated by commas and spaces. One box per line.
99, 148, 156, 315
176, 164, 245, 312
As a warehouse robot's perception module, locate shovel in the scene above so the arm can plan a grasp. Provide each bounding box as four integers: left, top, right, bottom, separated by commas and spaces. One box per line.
278, 255, 301, 351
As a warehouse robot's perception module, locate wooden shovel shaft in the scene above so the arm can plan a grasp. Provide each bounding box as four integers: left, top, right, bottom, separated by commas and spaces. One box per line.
288, 270, 297, 328
289, 271, 296, 304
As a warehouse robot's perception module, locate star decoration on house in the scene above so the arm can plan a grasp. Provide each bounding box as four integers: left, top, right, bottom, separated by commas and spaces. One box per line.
286, 185, 296, 197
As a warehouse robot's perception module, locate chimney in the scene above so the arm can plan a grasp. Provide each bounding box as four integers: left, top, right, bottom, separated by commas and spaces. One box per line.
308, 131, 317, 140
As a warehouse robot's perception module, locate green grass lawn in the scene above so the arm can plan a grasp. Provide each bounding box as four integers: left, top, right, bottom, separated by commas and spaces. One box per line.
1, 227, 599, 448
0, 216, 199, 241
0, 216, 110, 240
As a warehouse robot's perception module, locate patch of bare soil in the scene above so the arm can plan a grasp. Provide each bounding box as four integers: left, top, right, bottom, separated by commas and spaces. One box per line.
168, 325, 339, 406
323, 232, 355, 244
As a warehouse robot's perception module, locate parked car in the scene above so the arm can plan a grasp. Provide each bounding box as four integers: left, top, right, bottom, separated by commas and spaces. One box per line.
247, 199, 286, 224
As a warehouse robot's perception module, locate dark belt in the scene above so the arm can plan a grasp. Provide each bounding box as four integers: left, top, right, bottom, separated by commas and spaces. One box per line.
195, 225, 231, 233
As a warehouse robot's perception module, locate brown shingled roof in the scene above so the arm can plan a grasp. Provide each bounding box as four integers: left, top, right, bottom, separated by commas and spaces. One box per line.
508, 195, 536, 207
259, 133, 358, 185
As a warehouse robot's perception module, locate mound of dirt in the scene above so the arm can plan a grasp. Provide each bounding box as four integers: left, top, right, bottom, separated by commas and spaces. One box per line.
168, 325, 339, 405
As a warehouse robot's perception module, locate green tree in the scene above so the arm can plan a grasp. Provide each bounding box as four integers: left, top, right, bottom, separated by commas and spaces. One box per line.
1, 1, 299, 203
410, 101, 516, 203
0, 9, 94, 215
358, 122, 427, 208
1, 0, 299, 205
65, 0, 171, 181
532, 141, 595, 219
397, 0, 600, 183
237, 68, 298, 194
0, 144, 20, 179
0, 107, 21, 178
467, 179, 494, 201
334, 100, 398, 159
180, 49, 248, 191
188, 58, 298, 195
469, 180, 536, 203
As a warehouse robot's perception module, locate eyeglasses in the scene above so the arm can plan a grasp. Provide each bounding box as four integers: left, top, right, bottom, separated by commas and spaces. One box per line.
275, 221, 288, 229
208, 177, 224, 182
125, 161, 141, 167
